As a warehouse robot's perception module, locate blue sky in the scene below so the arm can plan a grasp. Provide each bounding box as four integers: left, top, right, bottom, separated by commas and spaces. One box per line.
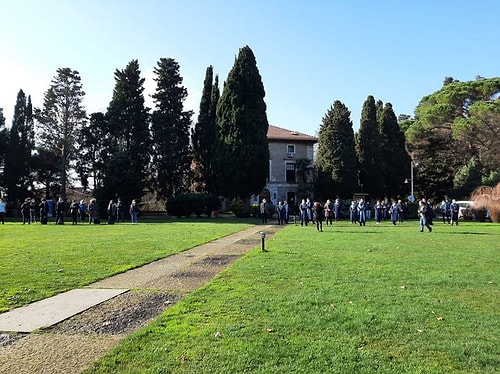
1, 1, 498, 136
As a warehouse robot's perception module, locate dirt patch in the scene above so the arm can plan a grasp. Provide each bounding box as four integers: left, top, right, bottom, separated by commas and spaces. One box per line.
194, 254, 240, 266
52, 291, 183, 335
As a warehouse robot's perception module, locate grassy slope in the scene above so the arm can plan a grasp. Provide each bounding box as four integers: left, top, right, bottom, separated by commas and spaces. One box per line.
86, 220, 499, 374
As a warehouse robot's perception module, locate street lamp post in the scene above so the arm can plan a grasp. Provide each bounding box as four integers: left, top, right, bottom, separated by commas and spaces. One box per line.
405, 160, 417, 202
410, 160, 414, 197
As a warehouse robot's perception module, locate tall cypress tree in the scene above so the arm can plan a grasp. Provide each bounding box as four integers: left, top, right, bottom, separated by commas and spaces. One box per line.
151, 57, 193, 198
4, 90, 36, 201
191, 66, 217, 193
4, 93, 24, 200
213, 46, 269, 202
315, 100, 358, 200
356, 95, 385, 199
0, 109, 7, 190
103, 60, 150, 204
379, 103, 411, 199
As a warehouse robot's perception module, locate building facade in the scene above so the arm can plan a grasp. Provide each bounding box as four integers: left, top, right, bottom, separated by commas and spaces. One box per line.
252, 125, 317, 208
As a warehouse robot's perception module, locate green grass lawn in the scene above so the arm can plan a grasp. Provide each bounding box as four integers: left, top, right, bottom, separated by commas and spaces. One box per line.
1, 218, 498, 373
0, 218, 252, 312
86, 220, 499, 373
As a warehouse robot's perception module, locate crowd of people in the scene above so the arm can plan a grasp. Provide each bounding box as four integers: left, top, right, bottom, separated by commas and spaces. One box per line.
259, 196, 463, 233
2, 197, 141, 225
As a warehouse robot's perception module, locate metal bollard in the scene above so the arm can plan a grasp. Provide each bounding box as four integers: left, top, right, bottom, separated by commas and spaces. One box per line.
259, 231, 267, 251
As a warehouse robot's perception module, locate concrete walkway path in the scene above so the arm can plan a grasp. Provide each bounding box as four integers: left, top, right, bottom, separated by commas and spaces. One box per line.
0, 224, 278, 334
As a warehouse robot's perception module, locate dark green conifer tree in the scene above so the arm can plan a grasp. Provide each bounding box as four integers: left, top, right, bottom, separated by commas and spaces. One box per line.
151, 57, 193, 198
0, 109, 7, 189
5, 90, 35, 200
213, 46, 269, 203
378, 103, 411, 199
315, 100, 358, 199
191, 66, 217, 193
356, 95, 385, 199
77, 112, 109, 191
4, 90, 36, 200
102, 60, 150, 204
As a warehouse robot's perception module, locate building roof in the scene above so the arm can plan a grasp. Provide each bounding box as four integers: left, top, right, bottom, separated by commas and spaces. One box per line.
267, 125, 317, 142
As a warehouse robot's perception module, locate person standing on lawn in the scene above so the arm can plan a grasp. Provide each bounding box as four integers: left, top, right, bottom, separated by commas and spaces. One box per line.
130, 199, 139, 224
418, 198, 433, 232
21, 198, 31, 224
450, 199, 459, 226
39, 198, 49, 224
283, 200, 290, 224
334, 198, 341, 221
276, 201, 285, 225
29, 198, 37, 223
88, 198, 98, 224
79, 200, 87, 223
357, 198, 367, 226
260, 198, 269, 224
70, 200, 79, 225
0, 198, 6, 224
349, 200, 358, 224
324, 199, 334, 226
312, 201, 324, 232
55, 197, 66, 224
299, 198, 309, 226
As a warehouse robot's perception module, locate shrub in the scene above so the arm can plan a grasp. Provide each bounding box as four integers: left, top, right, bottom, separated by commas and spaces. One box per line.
166, 194, 222, 218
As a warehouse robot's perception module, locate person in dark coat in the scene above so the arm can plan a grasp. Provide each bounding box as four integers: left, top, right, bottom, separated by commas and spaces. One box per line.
374, 200, 383, 224
390, 200, 400, 225
70, 200, 79, 225
39, 198, 49, 224
334, 199, 341, 221
349, 200, 358, 224
450, 199, 459, 226
357, 198, 367, 226
29, 198, 37, 223
299, 199, 308, 226
56, 197, 66, 224
276, 201, 285, 225
21, 198, 31, 224
312, 201, 324, 232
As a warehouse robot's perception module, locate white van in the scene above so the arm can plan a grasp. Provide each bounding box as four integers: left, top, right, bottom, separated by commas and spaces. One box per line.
455, 201, 474, 219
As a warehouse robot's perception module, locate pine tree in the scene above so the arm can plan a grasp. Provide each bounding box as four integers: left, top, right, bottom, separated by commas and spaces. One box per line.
103, 60, 150, 203
378, 103, 411, 199
37, 69, 86, 201
356, 95, 385, 199
213, 46, 269, 202
315, 100, 358, 199
151, 57, 193, 198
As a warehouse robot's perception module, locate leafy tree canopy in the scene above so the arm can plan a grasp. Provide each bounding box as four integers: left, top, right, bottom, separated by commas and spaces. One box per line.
406, 77, 500, 199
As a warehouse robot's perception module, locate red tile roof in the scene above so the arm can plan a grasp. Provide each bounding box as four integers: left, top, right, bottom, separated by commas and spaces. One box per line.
267, 125, 317, 142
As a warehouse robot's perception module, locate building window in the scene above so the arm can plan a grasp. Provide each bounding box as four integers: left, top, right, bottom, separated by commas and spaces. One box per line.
287, 145, 295, 153
286, 163, 296, 183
